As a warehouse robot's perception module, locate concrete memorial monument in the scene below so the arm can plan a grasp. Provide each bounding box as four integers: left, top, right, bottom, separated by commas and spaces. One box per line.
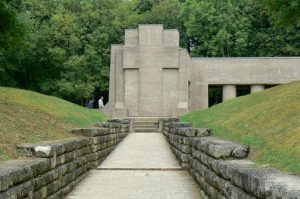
105, 24, 300, 117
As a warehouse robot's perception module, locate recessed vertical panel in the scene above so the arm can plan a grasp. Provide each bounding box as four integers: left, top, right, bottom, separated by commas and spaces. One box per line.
163, 69, 178, 116
115, 46, 125, 107
108, 46, 117, 109
125, 69, 139, 116
138, 67, 163, 116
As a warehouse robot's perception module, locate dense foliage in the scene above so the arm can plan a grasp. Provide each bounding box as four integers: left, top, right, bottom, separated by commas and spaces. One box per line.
1, 0, 300, 104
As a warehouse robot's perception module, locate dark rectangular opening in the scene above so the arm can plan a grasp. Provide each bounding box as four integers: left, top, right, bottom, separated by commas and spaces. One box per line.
236, 85, 251, 97
208, 85, 222, 107
265, 84, 279, 89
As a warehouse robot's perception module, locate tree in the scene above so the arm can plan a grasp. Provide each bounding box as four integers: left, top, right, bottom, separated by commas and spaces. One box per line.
181, 0, 253, 57
139, 0, 181, 29
181, 0, 300, 57
262, 0, 300, 27
0, 0, 26, 85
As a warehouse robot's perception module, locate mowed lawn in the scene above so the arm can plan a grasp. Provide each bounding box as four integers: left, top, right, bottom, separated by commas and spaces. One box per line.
181, 81, 300, 175
0, 87, 108, 161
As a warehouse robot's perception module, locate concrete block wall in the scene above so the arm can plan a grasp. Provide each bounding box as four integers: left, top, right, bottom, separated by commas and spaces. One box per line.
162, 118, 300, 199
0, 119, 130, 199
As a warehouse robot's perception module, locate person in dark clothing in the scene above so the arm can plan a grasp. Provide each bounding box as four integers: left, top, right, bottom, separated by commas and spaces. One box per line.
88, 99, 94, 109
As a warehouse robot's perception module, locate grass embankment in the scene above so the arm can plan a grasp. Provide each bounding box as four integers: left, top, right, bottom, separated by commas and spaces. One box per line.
0, 87, 108, 161
181, 81, 300, 175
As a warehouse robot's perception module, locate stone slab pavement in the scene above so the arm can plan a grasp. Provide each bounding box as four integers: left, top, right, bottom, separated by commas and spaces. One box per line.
98, 133, 181, 169
67, 133, 206, 199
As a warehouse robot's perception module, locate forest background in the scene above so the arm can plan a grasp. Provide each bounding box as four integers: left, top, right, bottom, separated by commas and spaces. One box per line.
1, 0, 300, 105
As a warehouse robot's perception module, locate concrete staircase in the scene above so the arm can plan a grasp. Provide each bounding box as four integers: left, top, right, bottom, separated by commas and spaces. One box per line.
132, 117, 160, 133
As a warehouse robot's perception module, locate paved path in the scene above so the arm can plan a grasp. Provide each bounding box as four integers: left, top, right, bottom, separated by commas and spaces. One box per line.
67, 133, 205, 199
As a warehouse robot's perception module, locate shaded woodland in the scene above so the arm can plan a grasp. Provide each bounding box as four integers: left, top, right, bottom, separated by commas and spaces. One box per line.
1, 0, 299, 104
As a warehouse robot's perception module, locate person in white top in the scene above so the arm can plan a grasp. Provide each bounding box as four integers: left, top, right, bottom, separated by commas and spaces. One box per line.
98, 96, 104, 111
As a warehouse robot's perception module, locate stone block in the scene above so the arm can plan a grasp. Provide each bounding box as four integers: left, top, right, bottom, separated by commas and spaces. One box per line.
18, 138, 89, 158
170, 145, 189, 163
0, 181, 33, 199
195, 128, 213, 137
46, 178, 61, 195
167, 134, 191, 145
163, 30, 179, 47
192, 137, 249, 159
176, 127, 196, 137
190, 168, 226, 199
170, 122, 192, 128
123, 46, 139, 68
91, 134, 117, 144
0, 159, 51, 192
33, 169, 59, 191
139, 24, 163, 46
93, 122, 110, 128
125, 29, 138, 46
191, 158, 255, 199
33, 185, 48, 199
0, 161, 33, 192
70, 128, 110, 137
264, 172, 300, 199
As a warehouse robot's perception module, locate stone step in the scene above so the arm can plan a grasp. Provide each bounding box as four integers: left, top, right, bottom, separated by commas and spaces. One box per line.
133, 127, 159, 132
134, 125, 158, 129
133, 121, 159, 128
130, 117, 163, 122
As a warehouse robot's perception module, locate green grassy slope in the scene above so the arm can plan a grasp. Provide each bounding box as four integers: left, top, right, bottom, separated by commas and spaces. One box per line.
181, 81, 300, 175
0, 87, 108, 161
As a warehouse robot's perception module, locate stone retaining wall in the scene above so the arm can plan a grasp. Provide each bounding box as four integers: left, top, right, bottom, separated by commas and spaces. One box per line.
0, 119, 130, 199
162, 118, 300, 199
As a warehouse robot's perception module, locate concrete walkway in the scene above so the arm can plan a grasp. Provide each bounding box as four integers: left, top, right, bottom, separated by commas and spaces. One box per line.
67, 133, 205, 199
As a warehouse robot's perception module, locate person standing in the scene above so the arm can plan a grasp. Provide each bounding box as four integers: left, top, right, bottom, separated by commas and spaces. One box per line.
98, 96, 104, 111
88, 99, 94, 109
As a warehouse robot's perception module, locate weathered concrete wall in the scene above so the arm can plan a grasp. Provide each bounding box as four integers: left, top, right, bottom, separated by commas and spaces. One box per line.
162, 118, 300, 199
192, 57, 300, 85
190, 57, 300, 111
0, 119, 130, 199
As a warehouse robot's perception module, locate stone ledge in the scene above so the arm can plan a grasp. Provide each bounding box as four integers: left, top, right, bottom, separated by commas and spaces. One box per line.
170, 122, 192, 128
0, 159, 50, 192
70, 128, 110, 137
190, 158, 255, 199
166, 134, 191, 145
167, 138, 191, 154
17, 138, 90, 158
107, 119, 131, 124
192, 137, 249, 159
195, 128, 213, 137
93, 122, 110, 128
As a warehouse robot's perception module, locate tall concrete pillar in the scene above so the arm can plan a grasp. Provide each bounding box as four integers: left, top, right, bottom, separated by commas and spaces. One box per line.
223, 85, 236, 102
251, 85, 264, 93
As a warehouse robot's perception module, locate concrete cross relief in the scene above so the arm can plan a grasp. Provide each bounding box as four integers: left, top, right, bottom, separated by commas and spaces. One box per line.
106, 25, 189, 117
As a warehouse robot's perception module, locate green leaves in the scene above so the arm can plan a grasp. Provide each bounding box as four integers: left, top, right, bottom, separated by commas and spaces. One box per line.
263, 0, 300, 28
0, 0, 141, 103
182, 0, 300, 57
